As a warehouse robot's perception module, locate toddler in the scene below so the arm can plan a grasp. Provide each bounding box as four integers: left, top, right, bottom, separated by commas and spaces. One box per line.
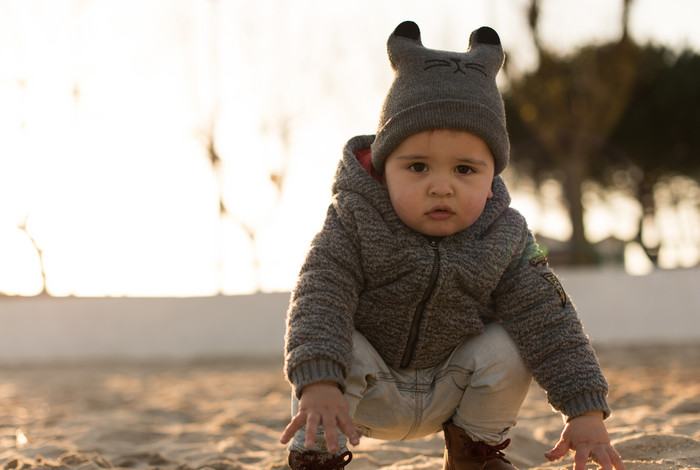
280, 21, 625, 470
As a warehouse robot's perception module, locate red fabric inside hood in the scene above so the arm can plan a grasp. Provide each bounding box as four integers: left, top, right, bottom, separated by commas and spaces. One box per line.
354, 147, 383, 183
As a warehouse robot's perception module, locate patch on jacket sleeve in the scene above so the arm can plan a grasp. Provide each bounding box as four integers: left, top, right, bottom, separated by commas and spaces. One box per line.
542, 273, 567, 307
529, 246, 548, 267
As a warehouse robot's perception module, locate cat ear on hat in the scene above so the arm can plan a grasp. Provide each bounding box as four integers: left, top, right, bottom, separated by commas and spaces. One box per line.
394, 21, 421, 41
467, 26, 505, 75
470, 26, 501, 46
387, 21, 424, 69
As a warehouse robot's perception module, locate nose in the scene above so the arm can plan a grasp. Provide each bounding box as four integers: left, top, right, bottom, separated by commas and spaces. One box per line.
428, 176, 454, 197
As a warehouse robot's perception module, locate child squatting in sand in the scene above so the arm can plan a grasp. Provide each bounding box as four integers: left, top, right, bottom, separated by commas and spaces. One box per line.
281, 22, 625, 470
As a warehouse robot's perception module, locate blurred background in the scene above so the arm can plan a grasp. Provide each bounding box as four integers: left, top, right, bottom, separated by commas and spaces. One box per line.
1, 0, 699, 298
1, 8, 697, 467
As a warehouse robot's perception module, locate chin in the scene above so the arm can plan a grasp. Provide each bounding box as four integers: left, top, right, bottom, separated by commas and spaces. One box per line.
422, 227, 462, 237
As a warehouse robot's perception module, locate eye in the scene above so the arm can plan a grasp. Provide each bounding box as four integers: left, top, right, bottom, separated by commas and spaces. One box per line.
409, 162, 427, 172
455, 165, 474, 174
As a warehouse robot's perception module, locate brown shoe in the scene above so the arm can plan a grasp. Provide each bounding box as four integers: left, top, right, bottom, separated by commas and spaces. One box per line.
442, 422, 517, 470
288, 450, 353, 469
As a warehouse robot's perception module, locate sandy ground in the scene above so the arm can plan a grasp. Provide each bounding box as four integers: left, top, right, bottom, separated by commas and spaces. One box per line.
1, 343, 699, 470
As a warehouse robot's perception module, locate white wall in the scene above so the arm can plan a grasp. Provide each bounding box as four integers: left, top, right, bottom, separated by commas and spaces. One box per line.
0, 293, 290, 364
0, 268, 698, 364
557, 267, 699, 343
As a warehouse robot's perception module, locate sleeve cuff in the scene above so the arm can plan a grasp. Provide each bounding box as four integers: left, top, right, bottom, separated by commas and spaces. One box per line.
289, 359, 346, 399
561, 391, 611, 421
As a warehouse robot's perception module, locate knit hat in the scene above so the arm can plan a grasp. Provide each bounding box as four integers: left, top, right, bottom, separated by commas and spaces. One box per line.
371, 21, 510, 175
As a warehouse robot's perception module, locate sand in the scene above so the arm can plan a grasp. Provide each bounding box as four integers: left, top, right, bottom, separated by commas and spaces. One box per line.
1, 343, 699, 470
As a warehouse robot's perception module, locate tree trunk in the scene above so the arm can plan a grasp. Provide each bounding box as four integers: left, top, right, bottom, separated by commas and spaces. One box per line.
635, 173, 660, 264
564, 150, 597, 264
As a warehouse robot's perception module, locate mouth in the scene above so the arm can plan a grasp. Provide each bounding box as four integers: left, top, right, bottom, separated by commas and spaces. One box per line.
427, 206, 455, 219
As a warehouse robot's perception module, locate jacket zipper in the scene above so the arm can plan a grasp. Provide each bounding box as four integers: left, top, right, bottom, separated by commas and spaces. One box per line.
400, 239, 441, 368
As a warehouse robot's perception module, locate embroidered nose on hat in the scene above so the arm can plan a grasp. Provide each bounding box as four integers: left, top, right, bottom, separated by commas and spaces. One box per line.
371, 21, 510, 176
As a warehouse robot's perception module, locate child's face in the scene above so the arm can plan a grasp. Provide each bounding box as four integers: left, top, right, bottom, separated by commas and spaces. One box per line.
384, 130, 495, 237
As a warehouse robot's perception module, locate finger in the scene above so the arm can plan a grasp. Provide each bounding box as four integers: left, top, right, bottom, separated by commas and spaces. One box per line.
304, 413, 321, 449
608, 447, 626, 470
280, 413, 307, 444
322, 413, 340, 454
573, 444, 593, 470
591, 448, 613, 470
589, 445, 624, 470
337, 413, 361, 446
544, 438, 570, 461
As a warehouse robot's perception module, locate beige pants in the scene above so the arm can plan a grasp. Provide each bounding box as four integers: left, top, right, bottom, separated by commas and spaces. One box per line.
290, 323, 532, 453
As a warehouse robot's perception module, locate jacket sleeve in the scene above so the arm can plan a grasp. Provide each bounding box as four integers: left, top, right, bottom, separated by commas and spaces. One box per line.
493, 231, 611, 420
284, 205, 364, 398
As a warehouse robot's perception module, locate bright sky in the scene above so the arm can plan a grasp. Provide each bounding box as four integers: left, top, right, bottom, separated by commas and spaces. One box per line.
1, 0, 699, 296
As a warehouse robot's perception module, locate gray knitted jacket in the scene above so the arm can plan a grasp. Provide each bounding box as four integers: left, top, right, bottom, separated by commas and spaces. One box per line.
284, 134, 610, 420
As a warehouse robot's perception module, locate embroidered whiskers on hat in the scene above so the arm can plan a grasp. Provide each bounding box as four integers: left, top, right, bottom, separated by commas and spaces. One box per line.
371, 21, 510, 176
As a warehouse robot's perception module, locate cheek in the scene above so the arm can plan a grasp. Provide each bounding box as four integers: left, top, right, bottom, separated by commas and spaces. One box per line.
387, 185, 419, 220
388, 188, 410, 214
456, 189, 490, 221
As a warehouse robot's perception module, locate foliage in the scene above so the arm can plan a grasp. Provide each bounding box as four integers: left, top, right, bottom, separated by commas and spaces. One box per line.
608, 47, 700, 179
503, 37, 700, 266
503, 38, 641, 263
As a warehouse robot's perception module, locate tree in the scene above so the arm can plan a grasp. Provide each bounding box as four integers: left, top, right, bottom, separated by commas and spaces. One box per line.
17, 216, 48, 296
504, 41, 640, 263
606, 46, 700, 263
198, 0, 293, 293
502, 0, 700, 267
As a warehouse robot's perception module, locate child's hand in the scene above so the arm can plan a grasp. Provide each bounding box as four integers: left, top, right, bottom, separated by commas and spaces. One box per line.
545, 411, 625, 470
279, 381, 361, 454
